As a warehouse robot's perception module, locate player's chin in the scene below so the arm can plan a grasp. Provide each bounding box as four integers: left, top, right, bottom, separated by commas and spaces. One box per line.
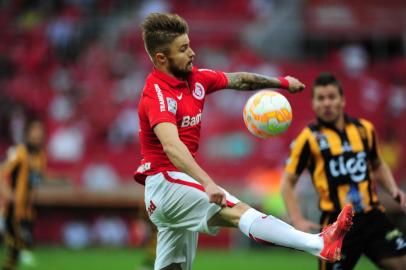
182, 66, 193, 75
186, 62, 193, 71
321, 114, 337, 123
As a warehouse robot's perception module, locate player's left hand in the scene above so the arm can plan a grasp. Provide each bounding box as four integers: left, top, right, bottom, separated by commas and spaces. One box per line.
393, 188, 406, 213
285, 76, 305, 93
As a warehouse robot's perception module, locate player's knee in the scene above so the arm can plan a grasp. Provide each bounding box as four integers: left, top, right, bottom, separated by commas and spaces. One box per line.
229, 202, 251, 220
233, 202, 251, 216
377, 254, 406, 270
210, 202, 251, 227
395, 255, 406, 270
160, 263, 182, 270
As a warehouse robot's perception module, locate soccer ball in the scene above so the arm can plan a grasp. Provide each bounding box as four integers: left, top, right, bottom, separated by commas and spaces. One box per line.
243, 90, 292, 138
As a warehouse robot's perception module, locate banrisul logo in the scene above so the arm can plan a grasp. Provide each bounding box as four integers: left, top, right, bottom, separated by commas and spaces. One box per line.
181, 110, 202, 128
329, 151, 367, 182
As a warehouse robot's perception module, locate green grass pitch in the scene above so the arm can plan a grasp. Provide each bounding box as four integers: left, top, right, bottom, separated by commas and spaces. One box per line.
0, 246, 378, 270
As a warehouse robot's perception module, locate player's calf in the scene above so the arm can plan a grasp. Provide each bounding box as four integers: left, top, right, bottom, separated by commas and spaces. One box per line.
237, 204, 353, 262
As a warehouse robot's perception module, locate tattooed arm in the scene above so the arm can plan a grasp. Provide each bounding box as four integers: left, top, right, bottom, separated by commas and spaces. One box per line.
225, 72, 305, 93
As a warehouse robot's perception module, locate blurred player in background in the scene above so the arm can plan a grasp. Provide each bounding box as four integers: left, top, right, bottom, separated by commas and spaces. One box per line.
282, 73, 406, 270
138, 211, 157, 270
0, 120, 46, 270
134, 13, 354, 270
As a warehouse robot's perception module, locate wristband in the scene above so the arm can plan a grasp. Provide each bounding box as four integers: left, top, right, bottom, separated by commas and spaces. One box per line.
278, 76, 289, 89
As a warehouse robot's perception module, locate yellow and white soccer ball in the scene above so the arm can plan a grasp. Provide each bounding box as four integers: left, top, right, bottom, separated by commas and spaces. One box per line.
243, 90, 292, 138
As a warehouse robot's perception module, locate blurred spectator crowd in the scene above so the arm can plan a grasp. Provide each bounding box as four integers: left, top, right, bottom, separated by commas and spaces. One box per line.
0, 0, 405, 191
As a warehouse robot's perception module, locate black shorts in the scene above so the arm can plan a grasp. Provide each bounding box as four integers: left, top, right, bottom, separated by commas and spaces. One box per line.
319, 209, 406, 270
5, 206, 34, 249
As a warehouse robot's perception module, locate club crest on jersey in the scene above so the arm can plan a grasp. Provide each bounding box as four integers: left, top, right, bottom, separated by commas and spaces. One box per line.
314, 133, 329, 150
192, 82, 205, 100
342, 141, 352, 152
166, 97, 177, 115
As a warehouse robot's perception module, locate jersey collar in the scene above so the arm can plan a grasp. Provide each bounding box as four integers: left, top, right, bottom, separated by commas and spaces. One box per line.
316, 114, 351, 132
152, 68, 189, 89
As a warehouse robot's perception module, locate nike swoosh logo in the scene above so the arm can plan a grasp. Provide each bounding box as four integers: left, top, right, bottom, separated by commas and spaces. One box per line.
177, 93, 183, 100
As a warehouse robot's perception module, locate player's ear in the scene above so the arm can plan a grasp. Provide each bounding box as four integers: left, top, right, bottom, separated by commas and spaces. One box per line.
155, 53, 167, 65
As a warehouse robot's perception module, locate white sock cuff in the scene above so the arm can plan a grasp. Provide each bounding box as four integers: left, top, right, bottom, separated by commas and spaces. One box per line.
238, 208, 264, 237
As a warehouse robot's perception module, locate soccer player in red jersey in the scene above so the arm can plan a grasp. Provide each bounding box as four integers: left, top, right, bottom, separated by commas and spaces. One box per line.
134, 13, 354, 270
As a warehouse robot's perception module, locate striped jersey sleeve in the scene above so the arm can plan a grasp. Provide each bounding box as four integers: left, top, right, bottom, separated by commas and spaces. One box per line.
359, 118, 380, 162
285, 127, 312, 176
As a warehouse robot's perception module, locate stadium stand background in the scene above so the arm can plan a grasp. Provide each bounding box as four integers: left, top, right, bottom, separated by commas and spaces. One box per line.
0, 0, 405, 247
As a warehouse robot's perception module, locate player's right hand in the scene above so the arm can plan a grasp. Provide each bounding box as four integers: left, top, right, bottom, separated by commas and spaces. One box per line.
205, 182, 227, 207
292, 218, 320, 233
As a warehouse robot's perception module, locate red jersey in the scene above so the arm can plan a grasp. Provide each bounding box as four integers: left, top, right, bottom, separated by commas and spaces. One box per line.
134, 67, 228, 184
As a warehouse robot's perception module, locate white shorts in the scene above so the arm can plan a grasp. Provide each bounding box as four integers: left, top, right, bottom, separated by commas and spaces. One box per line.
144, 171, 240, 270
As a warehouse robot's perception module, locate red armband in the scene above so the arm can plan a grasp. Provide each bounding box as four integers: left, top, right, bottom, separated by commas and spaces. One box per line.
278, 77, 289, 89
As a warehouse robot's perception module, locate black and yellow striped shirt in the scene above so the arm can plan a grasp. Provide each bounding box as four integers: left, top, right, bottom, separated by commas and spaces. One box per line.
285, 115, 381, 213
2, 144, 46, 221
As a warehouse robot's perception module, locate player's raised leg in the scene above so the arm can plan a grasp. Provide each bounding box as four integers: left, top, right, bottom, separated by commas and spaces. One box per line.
209, 203, 353, 262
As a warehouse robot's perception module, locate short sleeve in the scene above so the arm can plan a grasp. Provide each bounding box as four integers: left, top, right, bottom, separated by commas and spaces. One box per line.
142, 84, 177, 128
285, 128, 311, 176
359, 119, 380, 162
198, 68, 228, 94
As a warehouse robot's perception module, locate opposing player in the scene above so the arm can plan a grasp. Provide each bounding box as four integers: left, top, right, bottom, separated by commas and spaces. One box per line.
134, 13, 354, 270
281, 73, 406, 270
0, 120, 46, 270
